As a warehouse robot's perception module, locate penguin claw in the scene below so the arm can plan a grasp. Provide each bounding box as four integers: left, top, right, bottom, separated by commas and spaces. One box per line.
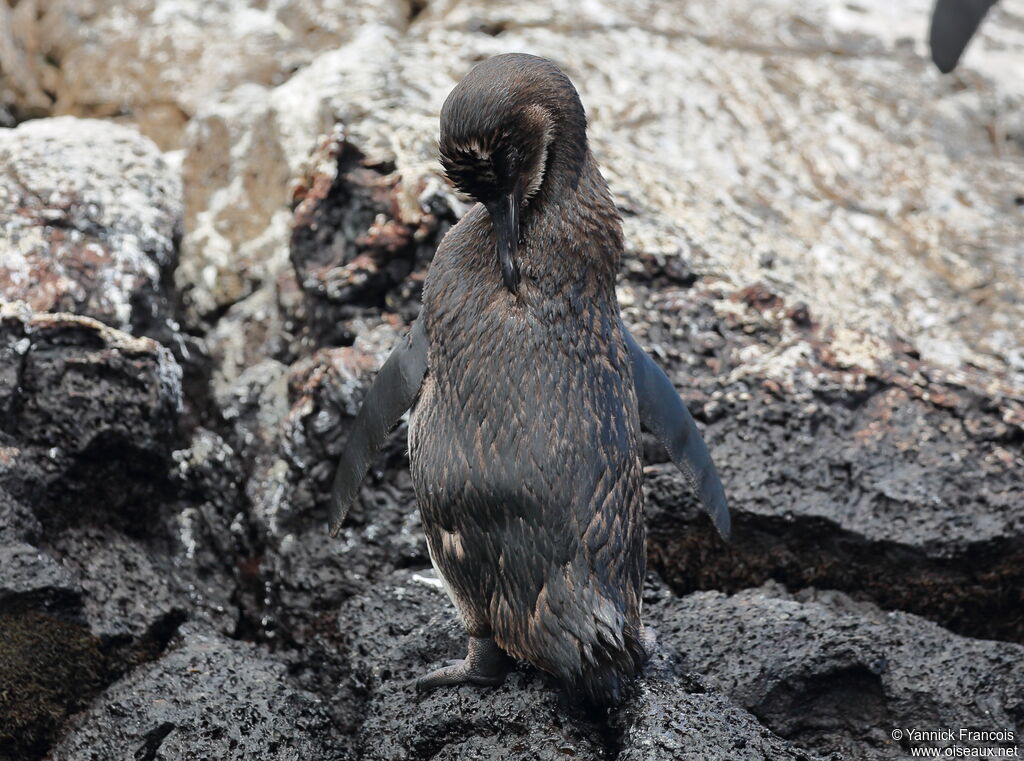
416, 636, 512, 692
415, 660, 507, 692
415, 635, 512, 692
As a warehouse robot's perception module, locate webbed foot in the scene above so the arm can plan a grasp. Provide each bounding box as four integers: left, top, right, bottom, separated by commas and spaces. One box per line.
416, 636, 511, 692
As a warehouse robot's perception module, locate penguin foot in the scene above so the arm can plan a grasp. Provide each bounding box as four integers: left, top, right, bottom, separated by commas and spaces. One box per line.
416, 635, 511, 692
641, 624, 658, 659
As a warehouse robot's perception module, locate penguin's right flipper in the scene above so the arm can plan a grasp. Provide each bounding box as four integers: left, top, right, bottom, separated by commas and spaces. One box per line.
929, 0, 998, 73
621, 324, 731, 540
328, 319, 428, 537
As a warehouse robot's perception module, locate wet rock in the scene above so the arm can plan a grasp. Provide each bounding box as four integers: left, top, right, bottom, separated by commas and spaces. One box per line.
632, 281, 1024, 643
336, 571, 833, 760
615, 656, 836, 761
46, 529, 186, 643
358, 674, 608, 761
0, 611, 105, 761
648, 585, 1024, 759
243, 339, 427, 651
166, 427, 253, 632
1, 427, 243, 651
0, 118, 182, 338
48, 629, 341, 761
214, 358, 291, 455
0, 488, 40, 544
16, 425, 247, 661
281, 344, 385, 509
340, 571, 609, 760
0, 304, 181, 525
0, 541, 81, 619
265, 473, 424, 632
0, 307, 249, 759
0, 307, 178, 757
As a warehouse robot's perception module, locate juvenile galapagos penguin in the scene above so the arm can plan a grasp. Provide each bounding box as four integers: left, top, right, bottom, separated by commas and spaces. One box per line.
328, 53, 730, 707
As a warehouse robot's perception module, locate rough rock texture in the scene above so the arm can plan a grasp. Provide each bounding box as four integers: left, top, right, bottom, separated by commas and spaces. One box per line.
3, 0, 411, 150
47, 629, 341, 761
630, 277, 1024, 642
173, 0, 1024, 386
0, 302, 182, 510
289, 130, 451, 345
0, 541, 80, 615
236, 335, 427, 678
649, 584, 1024, 759
0, 305, 242, 759
613, 660, 837, 761
0, 117, 214, 424
2, 1, 1023, 760
339, 571, 838, 761
0, 119, 182, 336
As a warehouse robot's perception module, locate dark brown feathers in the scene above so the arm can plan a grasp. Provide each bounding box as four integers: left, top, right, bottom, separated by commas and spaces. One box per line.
415, 55, 648, 706
328, 54, 730, 708
439, 54, 588, 206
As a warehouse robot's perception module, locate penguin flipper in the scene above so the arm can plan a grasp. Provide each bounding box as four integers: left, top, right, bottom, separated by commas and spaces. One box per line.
621, 323, 731, 540
328, 319, 428, 537
929, 0, 998, 73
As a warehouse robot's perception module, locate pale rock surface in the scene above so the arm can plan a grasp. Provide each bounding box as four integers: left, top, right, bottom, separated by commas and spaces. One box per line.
16, 0, 412, 150
175, 0, 1024, 389
0, 118, 181, 335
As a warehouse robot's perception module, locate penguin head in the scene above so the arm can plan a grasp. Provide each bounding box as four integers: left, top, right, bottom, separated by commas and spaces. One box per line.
439, 54, 588, 293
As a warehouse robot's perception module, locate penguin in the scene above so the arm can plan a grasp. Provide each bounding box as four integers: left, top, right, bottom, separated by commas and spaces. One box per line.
328, 53, 730, 707
929, 0, 998, 73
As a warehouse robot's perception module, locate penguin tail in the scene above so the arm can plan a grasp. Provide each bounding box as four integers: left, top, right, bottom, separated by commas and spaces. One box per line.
568, 626, 648, 709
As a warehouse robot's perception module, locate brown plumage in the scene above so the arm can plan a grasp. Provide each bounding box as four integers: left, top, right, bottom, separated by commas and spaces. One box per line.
328, 53, 730, 708
410, 54, 646, 706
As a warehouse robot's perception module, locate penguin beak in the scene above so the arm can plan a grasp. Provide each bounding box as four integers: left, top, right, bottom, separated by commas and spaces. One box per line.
486, 191, 521, 294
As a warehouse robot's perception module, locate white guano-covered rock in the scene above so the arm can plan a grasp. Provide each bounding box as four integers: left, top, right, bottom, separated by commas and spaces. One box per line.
0, 118, 182, 334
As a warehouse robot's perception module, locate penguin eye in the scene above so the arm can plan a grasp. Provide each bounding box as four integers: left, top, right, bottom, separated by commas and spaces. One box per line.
489, 148, 523, 195
440, 147, 502, 201
495, 148, 520, 178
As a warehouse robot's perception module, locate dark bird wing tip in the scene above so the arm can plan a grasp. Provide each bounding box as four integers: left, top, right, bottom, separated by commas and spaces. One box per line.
328, 497, 347, 536
702, 471, 732, 540
711, 503, 731, 541
693, 466, 731, 540
928, 0, 999, 73
324, 319, 429, 537
621, 322, 733, 541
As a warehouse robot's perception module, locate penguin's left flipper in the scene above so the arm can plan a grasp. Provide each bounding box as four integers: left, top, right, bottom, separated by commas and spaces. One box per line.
929, 0, 999, 73
328, 318, 429, 537
621, 323, 731, 540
